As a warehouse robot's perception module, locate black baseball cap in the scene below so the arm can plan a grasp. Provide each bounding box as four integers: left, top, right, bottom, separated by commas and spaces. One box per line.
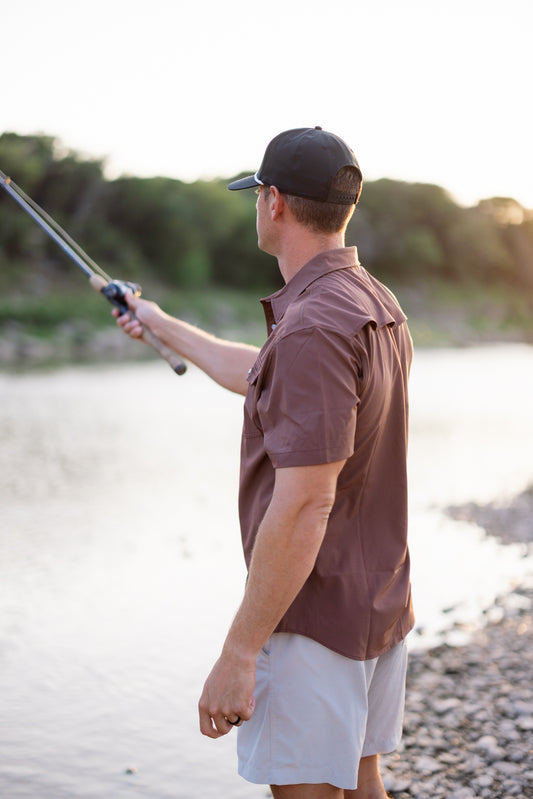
227, 126, 362, 205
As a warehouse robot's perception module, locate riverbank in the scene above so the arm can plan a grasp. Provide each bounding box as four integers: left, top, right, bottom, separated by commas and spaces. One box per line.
0, 279, 532, 368
0, 285, 268, 368
381, 489, 533, 799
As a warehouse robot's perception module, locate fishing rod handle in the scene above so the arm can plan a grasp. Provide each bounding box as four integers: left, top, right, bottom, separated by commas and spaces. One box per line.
140, 325, 187, 375
89, 275, 187, 375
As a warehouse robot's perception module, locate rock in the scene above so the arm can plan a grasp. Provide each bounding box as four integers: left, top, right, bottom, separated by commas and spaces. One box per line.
448, 788, 477, 799
493, 760, 521, 776
473, 774, 493, 789
474, 735, 505, 760
512, 699, 533, 716
433, 697, 462, 714
382, 772, 411, 792
414, 755, 442, 774
461, 754, 486, 774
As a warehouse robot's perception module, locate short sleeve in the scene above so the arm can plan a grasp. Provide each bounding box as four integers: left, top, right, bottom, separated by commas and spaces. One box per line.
256, 327, 361, 467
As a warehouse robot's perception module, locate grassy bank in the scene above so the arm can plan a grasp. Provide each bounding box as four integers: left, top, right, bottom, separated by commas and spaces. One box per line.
0, 278, 532, 369
396, 280, 533, 348
0, 283, 270, 368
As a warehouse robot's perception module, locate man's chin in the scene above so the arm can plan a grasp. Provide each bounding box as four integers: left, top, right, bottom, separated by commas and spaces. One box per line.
257, 238, 275, 257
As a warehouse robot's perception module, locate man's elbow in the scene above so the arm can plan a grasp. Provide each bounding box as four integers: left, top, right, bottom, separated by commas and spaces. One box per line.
306, 488, 336, 521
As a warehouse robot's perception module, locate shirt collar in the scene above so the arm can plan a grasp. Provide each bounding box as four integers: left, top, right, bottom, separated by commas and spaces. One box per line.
261, 246, 360, 327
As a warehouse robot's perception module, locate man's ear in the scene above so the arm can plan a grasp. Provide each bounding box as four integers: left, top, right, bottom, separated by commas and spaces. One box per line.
269, 186, 285, 220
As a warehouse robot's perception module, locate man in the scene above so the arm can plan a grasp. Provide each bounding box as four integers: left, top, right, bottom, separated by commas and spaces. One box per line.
115, 127, 414, 798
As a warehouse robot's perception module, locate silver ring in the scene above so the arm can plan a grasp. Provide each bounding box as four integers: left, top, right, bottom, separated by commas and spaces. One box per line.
227, 716, 241, 725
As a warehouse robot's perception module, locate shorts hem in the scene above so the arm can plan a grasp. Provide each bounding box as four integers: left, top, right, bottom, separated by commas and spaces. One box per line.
238, 763, 357, 791
361, 735, 402, 758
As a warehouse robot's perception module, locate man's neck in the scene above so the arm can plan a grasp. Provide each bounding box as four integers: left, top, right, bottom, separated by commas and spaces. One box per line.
277, 231, 346, 283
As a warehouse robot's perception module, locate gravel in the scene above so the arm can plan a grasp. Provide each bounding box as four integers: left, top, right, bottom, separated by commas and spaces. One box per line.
381, 484, 533, 799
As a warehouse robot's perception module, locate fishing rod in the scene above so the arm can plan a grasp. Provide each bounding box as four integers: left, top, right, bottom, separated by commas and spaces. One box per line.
0, 168, 187, 375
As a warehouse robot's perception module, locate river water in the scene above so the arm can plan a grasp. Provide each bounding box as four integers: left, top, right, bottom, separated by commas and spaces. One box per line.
1, 344, 532, 798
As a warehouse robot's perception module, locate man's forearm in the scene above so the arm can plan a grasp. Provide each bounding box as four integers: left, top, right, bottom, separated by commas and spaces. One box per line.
223, 503, 327, 661
222, 461, 345, 663
149, 312, 259, 395
118, 295, 259, 395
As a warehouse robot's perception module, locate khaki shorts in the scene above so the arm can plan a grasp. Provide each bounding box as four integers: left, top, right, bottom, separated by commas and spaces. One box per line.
237, 633, 408, 790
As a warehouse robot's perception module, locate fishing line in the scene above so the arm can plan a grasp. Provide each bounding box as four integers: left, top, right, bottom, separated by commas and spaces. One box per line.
0, 168, 187, 375
0, 170, 112, 282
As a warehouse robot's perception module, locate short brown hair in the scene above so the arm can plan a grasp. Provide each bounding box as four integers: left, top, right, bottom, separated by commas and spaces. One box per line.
283, 166, 362, 234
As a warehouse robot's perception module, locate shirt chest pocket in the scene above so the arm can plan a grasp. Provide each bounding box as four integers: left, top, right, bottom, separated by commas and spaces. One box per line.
242, 356, 266, 439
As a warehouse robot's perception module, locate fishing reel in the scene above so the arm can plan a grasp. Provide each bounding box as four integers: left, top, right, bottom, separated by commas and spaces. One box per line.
101, 279, 142, 314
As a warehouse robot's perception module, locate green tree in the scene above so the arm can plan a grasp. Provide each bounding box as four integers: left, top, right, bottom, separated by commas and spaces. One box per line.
350, 179, 454, 280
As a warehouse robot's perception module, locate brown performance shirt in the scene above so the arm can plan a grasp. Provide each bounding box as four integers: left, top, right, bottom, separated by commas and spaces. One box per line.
239, 247, 414, 660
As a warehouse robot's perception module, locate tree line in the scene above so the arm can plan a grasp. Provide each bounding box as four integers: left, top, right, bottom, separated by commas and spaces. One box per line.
1, 132, 532, 296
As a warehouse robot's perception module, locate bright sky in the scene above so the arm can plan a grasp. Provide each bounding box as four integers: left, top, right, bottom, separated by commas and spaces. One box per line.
2, 0, 532, 208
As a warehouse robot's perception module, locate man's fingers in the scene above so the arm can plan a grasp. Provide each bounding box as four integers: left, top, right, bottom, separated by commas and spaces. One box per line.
198, 690, 226, 738
125, 319, 144, 337
199, 706, 251, 737
112, 307, 144, 338
199, 688, 251, 738
199, 707, 222, 739
244, 695, 256, 720
199, 707, 237, 739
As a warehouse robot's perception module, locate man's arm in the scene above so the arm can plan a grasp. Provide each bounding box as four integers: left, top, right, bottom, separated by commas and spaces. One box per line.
114, 293, 259, 396
198, 458, 346, 738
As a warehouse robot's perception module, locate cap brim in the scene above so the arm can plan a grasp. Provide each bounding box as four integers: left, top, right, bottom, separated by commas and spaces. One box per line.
227, 174, 261, 191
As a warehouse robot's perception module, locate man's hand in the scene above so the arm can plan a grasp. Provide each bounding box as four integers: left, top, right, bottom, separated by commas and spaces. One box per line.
198, 649, 256, 739
112, 292, 167, 340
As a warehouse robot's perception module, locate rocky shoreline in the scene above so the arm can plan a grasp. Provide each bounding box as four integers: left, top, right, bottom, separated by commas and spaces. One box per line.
0, 323, 144, 367
381, 489, 533, 799
447, 485, 533, 548
382, 584, 533, 798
